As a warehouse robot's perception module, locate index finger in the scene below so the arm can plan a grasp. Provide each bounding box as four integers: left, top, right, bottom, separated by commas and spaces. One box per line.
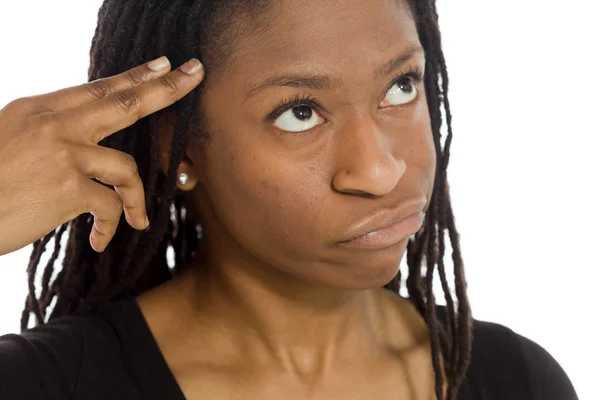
31, 56, 173, 112
64, 58, 205, 144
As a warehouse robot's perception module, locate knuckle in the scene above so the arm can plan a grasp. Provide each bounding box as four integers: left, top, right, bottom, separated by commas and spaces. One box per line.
84, 79, 112, 100
5, 97, 33, 113
108, 190, 124, 214
34, 113, 62, 137
54, 142, 74, 166
124, 68, 147, 86
61, 174, 81, 194
159, 74, 179, 95
93, 225, 110, 238
87, 188, 123, 220
109, 90, 141, 114
122, 153, 139, 177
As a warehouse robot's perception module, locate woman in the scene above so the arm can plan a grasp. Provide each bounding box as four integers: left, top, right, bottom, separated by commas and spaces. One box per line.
0, 0, 578, 399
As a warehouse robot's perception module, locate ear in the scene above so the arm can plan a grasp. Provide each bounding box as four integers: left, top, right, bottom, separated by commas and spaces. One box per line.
157, 111, 200, 192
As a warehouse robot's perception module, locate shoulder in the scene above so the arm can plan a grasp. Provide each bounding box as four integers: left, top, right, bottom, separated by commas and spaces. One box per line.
459, 316, 578, 400
0, 305, 125, 399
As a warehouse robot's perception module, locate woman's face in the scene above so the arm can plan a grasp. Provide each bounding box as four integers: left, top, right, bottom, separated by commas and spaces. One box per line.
185, 0, 436, 290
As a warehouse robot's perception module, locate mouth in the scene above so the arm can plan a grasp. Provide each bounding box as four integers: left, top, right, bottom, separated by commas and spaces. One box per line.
337, 196, 427, 250
338, 211, 425, 250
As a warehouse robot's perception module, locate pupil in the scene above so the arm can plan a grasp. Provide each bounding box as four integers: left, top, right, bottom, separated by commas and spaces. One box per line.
399, 79, 413, 93
293, 106, 312, 120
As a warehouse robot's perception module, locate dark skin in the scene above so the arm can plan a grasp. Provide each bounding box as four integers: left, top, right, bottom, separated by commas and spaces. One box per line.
137, 0, 442, 398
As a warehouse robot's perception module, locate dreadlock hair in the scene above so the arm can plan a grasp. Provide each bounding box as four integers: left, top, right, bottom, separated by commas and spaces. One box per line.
21, 1, 472, 399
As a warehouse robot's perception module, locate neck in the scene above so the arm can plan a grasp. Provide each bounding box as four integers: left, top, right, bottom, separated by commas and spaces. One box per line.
172, 252, 386, 379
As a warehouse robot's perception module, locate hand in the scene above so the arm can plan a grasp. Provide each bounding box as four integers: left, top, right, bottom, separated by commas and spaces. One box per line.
0, 56, 205, 256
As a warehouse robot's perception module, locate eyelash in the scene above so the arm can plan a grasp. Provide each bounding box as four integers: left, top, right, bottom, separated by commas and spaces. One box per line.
266, 93, 324, 122
265, 65, 425, 123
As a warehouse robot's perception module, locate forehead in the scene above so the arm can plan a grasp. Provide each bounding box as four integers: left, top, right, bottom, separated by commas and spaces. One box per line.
207, 0, 420, 89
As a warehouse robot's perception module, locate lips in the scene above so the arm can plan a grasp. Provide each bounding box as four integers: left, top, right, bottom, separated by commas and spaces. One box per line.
338, 196, 427, 243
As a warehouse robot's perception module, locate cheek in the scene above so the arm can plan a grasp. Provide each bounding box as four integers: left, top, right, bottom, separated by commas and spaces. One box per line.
203, 130, 326, 257
410, 104, 437, 205
413, 115, 436, 171
400, 93, 436, 161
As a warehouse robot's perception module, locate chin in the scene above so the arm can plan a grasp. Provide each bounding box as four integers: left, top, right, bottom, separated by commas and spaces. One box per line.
325, 241, 408, 291
317, 256, 405, 292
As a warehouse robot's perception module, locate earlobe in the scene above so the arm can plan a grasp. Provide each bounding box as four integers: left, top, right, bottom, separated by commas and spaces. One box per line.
175, 165, 199, 191
178, 173, 190, 186
157, 111, 201, 191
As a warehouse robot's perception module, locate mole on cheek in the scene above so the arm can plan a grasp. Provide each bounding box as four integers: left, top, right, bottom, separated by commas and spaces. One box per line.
260, 180, 280, 196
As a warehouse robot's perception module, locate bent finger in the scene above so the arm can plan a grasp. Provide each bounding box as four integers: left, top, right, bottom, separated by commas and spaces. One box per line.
74, 145, 148, 231
80, 179, 124, 253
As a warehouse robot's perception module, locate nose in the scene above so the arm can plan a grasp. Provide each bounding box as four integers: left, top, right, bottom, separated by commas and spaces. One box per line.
332, 116, 405, 197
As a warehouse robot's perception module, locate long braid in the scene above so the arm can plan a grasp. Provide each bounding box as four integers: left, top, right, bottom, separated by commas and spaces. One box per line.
21, 233, 54, 329
22, 1, 471, 399
399, 0, 472, 398
424, 0, 472, 397
38, 224, 69, 318
430, 4, 474, 394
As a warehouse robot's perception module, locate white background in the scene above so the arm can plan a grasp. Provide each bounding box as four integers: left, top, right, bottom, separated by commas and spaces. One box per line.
0, 1, 598, 399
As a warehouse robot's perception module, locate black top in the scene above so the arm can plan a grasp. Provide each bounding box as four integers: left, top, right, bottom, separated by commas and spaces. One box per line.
0, 298, 578, 400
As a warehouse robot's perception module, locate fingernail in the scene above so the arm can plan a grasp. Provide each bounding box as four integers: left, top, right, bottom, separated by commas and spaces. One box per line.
148, 56, 170, 72
180, 59, 203, 75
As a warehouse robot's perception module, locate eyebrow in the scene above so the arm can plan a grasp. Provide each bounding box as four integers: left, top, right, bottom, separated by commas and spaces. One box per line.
374, 44, 424, 80
244, 44, 424, 101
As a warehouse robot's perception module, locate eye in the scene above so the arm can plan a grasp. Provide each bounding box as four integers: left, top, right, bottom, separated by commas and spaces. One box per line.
273, 105, 325, 133
380, 77, 418, 108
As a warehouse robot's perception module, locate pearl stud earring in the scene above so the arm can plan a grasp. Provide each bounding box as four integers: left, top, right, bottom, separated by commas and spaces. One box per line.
178, 173, 189, 186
